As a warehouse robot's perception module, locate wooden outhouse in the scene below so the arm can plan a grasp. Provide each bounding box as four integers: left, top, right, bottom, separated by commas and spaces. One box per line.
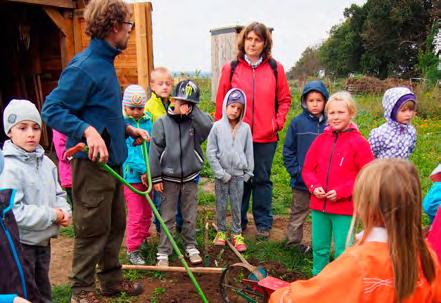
210, 26, 243, 101
210, 25, 274, 100
0, 0, 154, 147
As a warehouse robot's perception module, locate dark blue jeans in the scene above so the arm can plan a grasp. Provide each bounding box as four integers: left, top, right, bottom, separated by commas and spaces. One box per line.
241, 142, 277, 231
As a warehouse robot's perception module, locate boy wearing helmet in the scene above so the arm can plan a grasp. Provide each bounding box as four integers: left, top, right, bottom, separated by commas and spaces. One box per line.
149, 80, 212, 266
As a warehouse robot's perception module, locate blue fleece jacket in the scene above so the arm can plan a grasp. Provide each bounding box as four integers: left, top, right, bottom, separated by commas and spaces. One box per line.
42, 38, 127, 166
123, 113, 153, 184
283, 81, 328, 191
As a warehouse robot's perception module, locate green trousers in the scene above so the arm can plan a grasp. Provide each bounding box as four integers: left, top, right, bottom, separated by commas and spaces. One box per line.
311, 210, 352, 276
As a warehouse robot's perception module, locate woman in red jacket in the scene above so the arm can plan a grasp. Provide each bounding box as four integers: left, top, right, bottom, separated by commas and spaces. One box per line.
215, 22, 291, 239
302, 91, 374, 275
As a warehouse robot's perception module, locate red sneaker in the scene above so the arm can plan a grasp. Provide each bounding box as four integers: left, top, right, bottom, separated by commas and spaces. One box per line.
232, 234, 247, 252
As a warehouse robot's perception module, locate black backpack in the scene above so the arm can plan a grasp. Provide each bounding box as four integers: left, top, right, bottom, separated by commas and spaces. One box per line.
229, 58, 279, 111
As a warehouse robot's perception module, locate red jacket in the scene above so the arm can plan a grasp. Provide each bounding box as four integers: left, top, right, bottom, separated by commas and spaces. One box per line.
215, 58, 291, 143
302, 124, 374, 215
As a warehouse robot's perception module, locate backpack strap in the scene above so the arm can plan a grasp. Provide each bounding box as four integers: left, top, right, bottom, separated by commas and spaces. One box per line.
229, 60, 240, 83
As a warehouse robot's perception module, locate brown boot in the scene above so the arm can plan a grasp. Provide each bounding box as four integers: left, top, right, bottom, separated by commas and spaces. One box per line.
71, 290, 102, 303
101, 280, 144, 297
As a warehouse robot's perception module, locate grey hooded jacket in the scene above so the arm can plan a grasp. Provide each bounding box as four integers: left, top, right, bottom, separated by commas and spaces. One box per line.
149, 106, 213, 183
206, 89, 254, 182
0, 140, 71, 246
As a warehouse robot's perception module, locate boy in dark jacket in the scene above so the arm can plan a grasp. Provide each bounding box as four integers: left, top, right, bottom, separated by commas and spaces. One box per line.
283, 80, 329, 253
149, 80, 212, 266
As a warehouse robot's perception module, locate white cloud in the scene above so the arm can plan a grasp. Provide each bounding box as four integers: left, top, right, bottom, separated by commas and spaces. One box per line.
132, 0, 366, 72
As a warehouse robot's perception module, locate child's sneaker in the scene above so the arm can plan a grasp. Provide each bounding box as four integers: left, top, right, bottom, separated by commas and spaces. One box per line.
156, 253, 169, 267
127, 250, 146, 265
231, 234, 247, 252
213, 231, 226, 246
185, 247, 202, 265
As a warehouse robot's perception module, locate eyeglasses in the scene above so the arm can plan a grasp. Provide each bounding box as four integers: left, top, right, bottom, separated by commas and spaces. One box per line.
122, 21, 135, 29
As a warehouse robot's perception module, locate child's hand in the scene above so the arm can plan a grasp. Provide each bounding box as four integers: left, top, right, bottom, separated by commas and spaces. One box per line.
325, 190, 337, 201
179, 103, 192, 116
154, 182, 164, 193
59, 211, 72, 227
141, 174, 148, 186
313, 187, 326, 199
54, 208, 64, 224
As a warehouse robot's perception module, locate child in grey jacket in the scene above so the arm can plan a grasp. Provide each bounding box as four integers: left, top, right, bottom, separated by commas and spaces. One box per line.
207, 88, 253, 252
0, 99, 71, 303
150, 80, 212, 266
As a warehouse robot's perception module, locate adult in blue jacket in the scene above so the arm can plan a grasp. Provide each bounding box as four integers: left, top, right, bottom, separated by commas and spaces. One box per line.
42, 0, 148, 302
282, 80, 329, 252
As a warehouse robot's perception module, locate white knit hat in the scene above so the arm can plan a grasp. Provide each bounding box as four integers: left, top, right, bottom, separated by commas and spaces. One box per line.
122, 85, 147, 108
3, 99, 42, 134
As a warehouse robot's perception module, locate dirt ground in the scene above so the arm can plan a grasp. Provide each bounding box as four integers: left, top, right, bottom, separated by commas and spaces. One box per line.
50, 215, 311, 302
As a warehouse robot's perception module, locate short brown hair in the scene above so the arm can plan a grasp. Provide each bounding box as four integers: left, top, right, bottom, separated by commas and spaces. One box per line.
84, 0, 130, 39
399, 100, 416, 111
237, 22, 272, 59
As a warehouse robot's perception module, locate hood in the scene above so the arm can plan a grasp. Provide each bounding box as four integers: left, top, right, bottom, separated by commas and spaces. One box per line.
222, 88, 247, 123
301, 80, 329, 109
2, 140, 45, 162
124, 111, 152, 123
382, 87, 415, 122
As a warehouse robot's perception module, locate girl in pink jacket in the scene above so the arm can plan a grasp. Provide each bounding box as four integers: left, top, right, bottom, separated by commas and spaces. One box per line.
302, 91, 373, 275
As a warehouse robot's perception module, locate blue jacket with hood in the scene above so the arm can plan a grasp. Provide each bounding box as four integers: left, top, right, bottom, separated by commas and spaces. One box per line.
122, 113, 153, 184
283, 81, 329, 191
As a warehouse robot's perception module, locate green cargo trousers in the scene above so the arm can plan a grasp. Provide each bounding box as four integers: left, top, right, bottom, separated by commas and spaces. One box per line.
70, 159, 126, 295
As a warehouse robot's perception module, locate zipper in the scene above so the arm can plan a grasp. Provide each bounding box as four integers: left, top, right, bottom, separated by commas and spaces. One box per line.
323, 132, 339, 212
135, 119, 146, 161
178, 123, 183, 180
251, 68, 255, 134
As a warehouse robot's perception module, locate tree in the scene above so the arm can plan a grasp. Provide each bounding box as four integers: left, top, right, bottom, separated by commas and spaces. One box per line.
360, 0, 432, 78
288, 46, 322, 79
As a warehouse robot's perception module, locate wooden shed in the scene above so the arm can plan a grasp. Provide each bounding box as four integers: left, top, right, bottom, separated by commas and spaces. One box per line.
210, 25, 274, 100
210, 26, 243, 100
0, 0, 154, 148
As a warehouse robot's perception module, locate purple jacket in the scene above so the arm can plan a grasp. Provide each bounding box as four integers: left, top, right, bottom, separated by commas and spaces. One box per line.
368, 87, 416, 159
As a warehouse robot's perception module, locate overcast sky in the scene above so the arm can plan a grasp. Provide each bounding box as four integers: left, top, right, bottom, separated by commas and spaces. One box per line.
133, 0, 367, 73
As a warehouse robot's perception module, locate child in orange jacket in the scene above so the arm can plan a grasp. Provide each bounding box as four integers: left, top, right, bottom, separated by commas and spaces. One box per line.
270, 159, 441, 303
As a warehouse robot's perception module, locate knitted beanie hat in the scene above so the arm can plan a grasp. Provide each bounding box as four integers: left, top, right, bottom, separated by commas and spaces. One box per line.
122, 85, 147, 108
3, 99, 42, 134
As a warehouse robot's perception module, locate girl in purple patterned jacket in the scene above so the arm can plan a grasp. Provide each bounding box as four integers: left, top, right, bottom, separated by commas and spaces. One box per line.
368, 87, 417, 159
